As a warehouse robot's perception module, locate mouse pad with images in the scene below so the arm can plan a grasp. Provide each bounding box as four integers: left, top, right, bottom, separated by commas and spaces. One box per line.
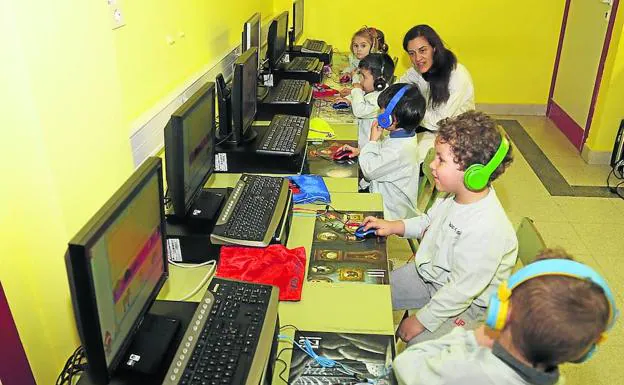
307, 140, 359, 179
287, 330, 397, 385
308, 210, 388, 285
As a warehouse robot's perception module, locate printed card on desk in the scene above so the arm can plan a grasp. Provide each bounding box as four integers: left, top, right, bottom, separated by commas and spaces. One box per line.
288, 330, 397, 385
308, 210, 389, 285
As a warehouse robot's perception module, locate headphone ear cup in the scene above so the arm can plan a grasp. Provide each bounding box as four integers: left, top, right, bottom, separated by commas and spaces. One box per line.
374, 77, 386, 91
464, 164, 488, 191
485, 294, 509, 331
377, 112, 392, 129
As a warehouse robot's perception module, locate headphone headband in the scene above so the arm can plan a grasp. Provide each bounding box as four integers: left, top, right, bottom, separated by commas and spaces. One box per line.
377, 85, 410, 129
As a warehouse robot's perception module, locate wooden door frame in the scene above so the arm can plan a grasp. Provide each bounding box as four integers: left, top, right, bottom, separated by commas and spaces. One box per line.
546, 0, 620, 151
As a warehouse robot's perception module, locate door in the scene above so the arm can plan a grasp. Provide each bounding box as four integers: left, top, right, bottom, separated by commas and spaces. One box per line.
547, 0, 619, 150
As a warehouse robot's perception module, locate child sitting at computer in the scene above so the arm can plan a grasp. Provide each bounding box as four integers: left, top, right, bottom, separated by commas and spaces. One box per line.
391, 249, 618, 385
334, 53, 395, 148
361, 111, 518, 343
339, 83, 424, 220
339, 26, 388, 96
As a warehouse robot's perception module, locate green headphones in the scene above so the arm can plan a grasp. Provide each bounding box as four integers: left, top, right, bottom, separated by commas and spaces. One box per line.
463, 134, 510, 191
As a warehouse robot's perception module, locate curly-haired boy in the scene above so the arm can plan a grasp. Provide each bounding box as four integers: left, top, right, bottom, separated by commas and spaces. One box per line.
363, 111, 517, 344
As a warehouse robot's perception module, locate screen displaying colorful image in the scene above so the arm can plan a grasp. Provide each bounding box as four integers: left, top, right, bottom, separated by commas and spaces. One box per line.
88, 174, 165, 365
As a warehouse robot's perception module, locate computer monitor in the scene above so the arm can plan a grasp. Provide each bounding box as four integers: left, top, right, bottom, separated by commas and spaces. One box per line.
164, 82, 216, 218
231, 47, 258, 144
292, 0, 304, 43
266, 11, 288, 70
65, 157, 168, 384
242, 12, 261, 71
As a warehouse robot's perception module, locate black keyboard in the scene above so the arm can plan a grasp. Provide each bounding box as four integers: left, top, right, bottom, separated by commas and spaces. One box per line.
162, 277, 279, 385
256, 115, 309, 156
286, 56, 319, 72
210, 174, 289, 247
302, 39, 327, 53
270, 79, 310, 104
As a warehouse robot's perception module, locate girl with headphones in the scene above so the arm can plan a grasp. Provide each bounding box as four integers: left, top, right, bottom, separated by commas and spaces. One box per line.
398, 24, 475, 164
339, 26, 389, 96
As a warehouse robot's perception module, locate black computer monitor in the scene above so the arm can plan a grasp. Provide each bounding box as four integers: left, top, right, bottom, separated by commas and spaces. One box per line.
242, 12, 261, 70
292, 0, 304, 43
231, 47, 258, 144
266, 11, 288, 70
65, 157, 168, 384
164, 82, 216, 218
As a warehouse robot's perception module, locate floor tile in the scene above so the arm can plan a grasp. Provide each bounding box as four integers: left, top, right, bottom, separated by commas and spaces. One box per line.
560, 343, 624, 385
571, 223, 624, 258
531, 221, 592, 260
552, 196, 624, 224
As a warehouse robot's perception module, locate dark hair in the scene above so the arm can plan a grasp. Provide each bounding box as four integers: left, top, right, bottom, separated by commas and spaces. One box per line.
377, 83, 425, 131
436, 111, 513, 183
374, 28, 389, 53
509, 250, 610, 366
403, 24, 457, 108
358, 53, 395, 83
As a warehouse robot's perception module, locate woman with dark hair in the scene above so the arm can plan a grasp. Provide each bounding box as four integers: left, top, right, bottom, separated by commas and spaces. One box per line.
399, 25, 474, 161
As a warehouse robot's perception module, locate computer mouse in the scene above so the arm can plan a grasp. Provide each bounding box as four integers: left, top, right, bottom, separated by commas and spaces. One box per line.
332, 149, 353, 161
332, 101, 350, 110
355, 225, 376, 239
339, 74, 352, 83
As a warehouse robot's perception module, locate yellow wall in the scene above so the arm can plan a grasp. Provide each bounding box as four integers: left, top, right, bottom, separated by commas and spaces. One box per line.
0, 1, 274, 384
279, 0, 565, 105
587, 14, 624, 152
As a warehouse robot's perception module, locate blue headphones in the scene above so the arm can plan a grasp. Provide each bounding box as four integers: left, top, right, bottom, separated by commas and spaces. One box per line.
486, 259, 619, 362
377, 85, 410, 129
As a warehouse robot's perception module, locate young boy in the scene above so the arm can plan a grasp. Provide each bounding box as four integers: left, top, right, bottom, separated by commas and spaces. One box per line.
362, 111, 517, 342
336, 53, 395, 148
341, 83, 425, 220
391, 249, 616, 385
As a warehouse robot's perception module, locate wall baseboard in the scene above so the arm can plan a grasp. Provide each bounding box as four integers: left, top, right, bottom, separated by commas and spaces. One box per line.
581, 144, 612, 165
129, 46, 241, 168
476, 103, 546, 116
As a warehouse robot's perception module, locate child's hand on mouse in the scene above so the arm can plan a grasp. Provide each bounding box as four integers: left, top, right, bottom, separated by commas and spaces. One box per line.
339, 144, 360, 157
362, 216, 405, 237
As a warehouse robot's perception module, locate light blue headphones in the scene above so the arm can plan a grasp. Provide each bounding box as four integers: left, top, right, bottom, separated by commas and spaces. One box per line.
377, 85, 410, 129
485, 259, 619, 362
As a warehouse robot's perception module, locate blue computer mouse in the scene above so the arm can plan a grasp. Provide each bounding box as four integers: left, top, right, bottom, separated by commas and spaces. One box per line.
332, 101, 350, 110
355, 225, 376, 239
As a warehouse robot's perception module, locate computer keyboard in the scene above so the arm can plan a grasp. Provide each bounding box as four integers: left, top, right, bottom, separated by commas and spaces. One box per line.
271, 79, 310, 104
286, 56, 319, 72
256, 115, 309, 156
162, 277, 279, 385
301, 39, 327, 53
210, 174, 289, 247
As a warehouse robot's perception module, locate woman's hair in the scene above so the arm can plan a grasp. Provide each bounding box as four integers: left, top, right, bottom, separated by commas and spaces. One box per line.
351, 26, 388, 55
402, 24, 456, 108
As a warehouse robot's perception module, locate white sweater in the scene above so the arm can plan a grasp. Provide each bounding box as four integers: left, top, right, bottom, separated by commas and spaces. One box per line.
398, 63, 475, 131
346, 87, 381, 148
359, 132, 420, 220
401, 189, 517, 332
393, 328, 562, 385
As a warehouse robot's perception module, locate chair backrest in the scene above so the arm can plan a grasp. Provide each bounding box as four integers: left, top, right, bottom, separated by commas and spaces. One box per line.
516, 217, 547, 266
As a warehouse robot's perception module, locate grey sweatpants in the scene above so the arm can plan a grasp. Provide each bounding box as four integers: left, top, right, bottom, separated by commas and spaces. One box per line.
390, 261, 486, 346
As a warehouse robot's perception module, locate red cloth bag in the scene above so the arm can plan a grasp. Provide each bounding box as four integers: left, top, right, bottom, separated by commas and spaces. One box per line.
216, 244, 307, 301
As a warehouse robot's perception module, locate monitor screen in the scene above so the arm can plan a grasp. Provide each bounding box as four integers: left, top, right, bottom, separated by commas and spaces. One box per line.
293, 0, 304, 42
232, 47, 258, 143
242, 13, 261, 53
267, 11, 288, 69
164, 82, 216, 217
66, 157, 167, 384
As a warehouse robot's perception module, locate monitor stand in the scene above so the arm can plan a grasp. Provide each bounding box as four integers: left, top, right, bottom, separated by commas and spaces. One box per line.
165, 188, 231, 263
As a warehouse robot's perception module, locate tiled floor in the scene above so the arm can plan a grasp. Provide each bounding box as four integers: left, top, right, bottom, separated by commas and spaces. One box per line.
389, 116, 623, 385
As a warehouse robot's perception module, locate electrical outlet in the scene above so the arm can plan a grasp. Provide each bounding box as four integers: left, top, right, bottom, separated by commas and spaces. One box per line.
107, 0, 126, 30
